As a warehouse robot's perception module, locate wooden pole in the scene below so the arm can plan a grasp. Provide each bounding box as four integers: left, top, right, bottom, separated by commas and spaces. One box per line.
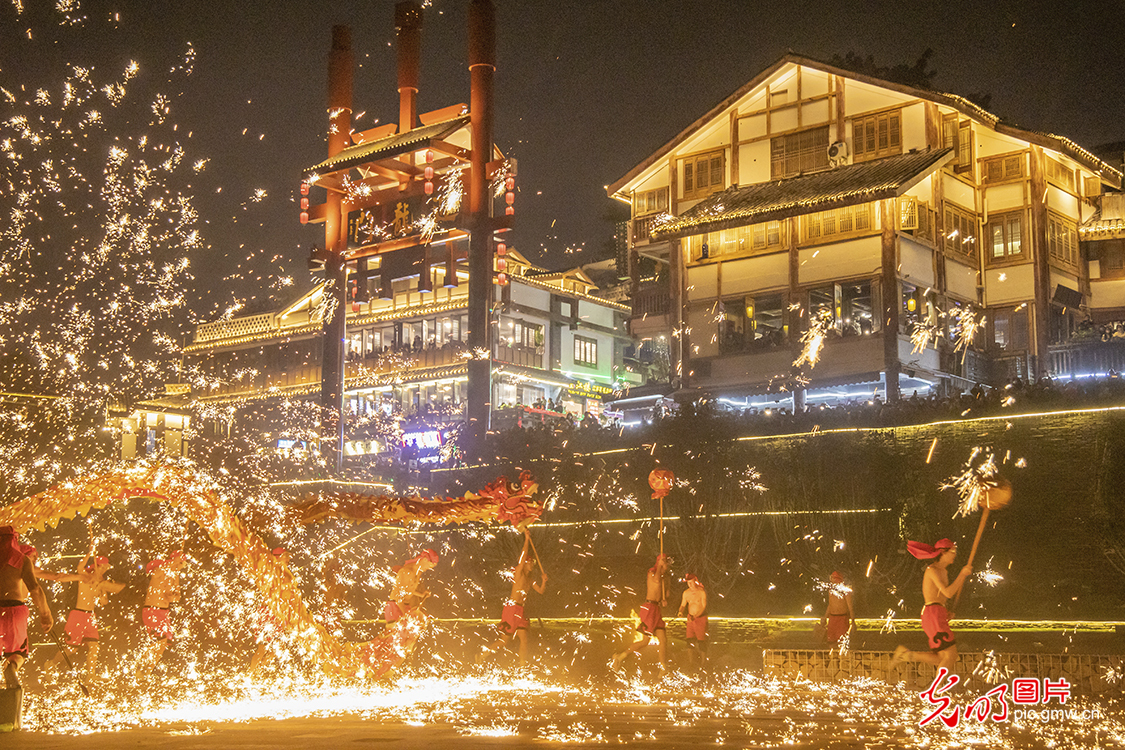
952, 506, 990, 612
659, 496, 665, 555
527, 532, 545, 575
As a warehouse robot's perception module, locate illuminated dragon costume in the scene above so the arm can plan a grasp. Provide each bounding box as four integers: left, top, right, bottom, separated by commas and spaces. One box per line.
0, 462, 541, 679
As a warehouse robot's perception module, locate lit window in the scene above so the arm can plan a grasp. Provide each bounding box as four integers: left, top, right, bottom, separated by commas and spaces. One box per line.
574, 335, 597, 367
1047, 213, 1078, 266
681, 150, 725, 201
770, 126, 829, 179
986, 211, 1024, 262
943, 204, 978, 259
852, 110, 902, 162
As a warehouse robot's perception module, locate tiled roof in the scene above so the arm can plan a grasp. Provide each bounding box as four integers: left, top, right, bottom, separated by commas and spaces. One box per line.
609, 53, 1122, 198
1080, 217, 1125, 240
651, 148, 953, 241
305, 115, 470, 178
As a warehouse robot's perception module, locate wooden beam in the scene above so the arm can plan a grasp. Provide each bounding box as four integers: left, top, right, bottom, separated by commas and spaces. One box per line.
1028, 145, 1051, 376
429, 138, 471, 162
881, 198, 901, 402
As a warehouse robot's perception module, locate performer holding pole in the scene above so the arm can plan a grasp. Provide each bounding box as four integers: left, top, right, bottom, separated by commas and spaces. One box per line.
611, 553, 672, 672
479, 529, 547, 668
891, 539, 971, 673
384, 549, 438, 625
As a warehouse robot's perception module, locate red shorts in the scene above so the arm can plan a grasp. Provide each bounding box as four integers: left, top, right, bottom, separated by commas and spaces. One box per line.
637, 601, 665, 635
64, 609, 98, 646
500, 602, 528, 633
0, 601, 29, 659
685, 614, 708, 641
142, 606, 174, 641
826, 613, 850, 643
922, 603, 955, 652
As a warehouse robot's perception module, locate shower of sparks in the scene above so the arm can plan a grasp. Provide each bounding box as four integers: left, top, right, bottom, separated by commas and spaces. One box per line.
977, 557, 1004, 587
950, 305, 985, 355
941, 447, 1000, 518
909, 319, 941, 354
880, 609, 896, 634
793, 309, 833, 368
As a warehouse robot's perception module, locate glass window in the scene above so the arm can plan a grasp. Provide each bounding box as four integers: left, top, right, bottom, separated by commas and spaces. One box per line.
574, 335, 597, 367
771, 126, 829, 179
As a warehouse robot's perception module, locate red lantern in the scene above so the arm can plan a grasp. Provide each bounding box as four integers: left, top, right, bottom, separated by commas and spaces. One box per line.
424, 181, 434, 195
506, 206, 515, 216
497, 272, 508, 285
300, 197, 309, 210
505, 176, 515, 191
648, 469, 674, 499
497, 257, 507, 271
424, 165, 434, 181
299, 211, 309, 224
425, 149, 434, 163
496, 242, 506, 255
505, 191, 515, 205
300, 181, 310, 196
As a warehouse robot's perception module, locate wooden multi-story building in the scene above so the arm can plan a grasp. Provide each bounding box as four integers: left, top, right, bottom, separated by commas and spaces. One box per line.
608, 54, 1122, 407
182, 251, 635, 460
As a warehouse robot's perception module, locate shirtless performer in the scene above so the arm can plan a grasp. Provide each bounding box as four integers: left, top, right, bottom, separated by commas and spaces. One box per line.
677, 573, 708, 671
821, 571, 854, 646
0, 528, 53, 692
479, 530, 547, 667
55, 550, 125, 673
384, 549, 438, 625
892, 538, 971, 673
611, 553, 671, 671
140, 552, 184, 669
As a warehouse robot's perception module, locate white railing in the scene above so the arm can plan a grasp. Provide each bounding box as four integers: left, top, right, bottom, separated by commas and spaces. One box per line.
194, 313, 276, 343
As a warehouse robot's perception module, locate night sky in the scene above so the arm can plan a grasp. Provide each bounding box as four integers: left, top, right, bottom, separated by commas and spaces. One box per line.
4, 0, 1125, 319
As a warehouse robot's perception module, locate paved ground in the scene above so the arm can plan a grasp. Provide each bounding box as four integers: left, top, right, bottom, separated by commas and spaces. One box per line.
6, 619, 1124, 748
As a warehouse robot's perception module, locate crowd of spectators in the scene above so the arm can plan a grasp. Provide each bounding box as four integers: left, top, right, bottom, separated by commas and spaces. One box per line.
478, 371, 1125, 457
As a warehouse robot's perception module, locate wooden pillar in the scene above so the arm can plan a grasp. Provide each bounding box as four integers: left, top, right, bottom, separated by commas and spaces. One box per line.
321, 25, 353, 475
881, 198, 901, 402
671, 239, 685, 388
1029, 145, 1051, 377
466, 0, 495, 448
396, 2, 422, 134
729, 111, 739, 187
786, 217, 806, 405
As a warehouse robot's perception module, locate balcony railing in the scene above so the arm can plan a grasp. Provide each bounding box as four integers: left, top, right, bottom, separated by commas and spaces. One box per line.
1049, 339, 1125, 377
630, 215, 663, 245
632, 286, 670, 317
494, 344, 543, 368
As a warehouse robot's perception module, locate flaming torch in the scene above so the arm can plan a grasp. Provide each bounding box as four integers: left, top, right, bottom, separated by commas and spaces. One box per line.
944, 453, 1013, 611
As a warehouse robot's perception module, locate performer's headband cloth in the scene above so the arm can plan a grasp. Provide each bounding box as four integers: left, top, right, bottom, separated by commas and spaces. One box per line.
0, 526, 24, 569
907, 539, 955, 560
396, 548, 439, 572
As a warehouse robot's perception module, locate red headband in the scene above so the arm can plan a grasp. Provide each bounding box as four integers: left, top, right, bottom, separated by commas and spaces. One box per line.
830, 571, 844, 583
0, 527, 23, 569
907, 539, 955, 560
